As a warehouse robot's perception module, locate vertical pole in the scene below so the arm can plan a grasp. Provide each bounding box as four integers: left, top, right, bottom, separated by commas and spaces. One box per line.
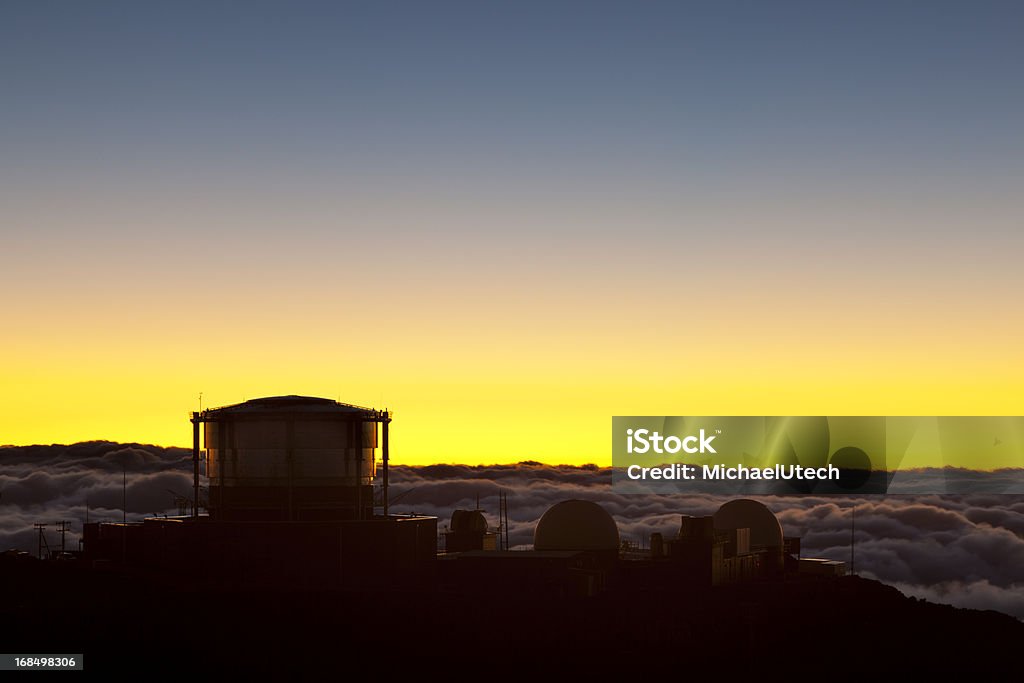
121, 468, 127, 565
57, 521, 68, 553
192, 415, 200, 520
382, 416, 389, 518
502, 492, 509, 551
354, 420, 362, 521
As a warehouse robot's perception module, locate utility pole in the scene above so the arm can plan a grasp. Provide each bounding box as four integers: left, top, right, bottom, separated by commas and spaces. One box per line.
34, 523, 49, 559
55, 520, 71, 554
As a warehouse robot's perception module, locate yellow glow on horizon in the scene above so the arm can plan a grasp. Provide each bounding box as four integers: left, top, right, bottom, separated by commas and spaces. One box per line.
4, 320, 1023, 468
3, 196, 1023, 468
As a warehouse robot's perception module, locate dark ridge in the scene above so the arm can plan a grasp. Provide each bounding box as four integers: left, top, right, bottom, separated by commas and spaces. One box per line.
0, 555, 1020, 676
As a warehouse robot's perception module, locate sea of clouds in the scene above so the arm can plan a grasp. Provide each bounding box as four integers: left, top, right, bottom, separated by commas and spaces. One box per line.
2, 443, 1022, 619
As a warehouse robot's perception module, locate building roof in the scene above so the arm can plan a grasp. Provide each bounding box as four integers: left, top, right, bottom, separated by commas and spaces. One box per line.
198, 395, 383, 419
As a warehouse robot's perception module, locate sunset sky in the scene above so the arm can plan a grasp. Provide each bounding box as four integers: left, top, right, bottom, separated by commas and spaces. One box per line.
3, 2, 1023, 465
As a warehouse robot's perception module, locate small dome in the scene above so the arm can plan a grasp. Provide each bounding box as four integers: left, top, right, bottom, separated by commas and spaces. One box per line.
713, 499, 783, 548
534, 500, 619, 551
451, 509, 488, 533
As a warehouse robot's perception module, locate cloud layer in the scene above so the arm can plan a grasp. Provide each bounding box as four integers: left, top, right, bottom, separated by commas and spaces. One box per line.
0, 442, 193, 552
2, 445, 1022, 619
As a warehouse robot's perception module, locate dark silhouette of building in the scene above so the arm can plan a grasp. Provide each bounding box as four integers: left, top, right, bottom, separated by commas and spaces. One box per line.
444, 509, 497, 552
15, 397, 1020, 676
81, 396, 436, 589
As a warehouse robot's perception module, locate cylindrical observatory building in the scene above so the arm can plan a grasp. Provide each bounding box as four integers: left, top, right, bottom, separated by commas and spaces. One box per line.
85, 394, 435, 590
194, 395, 389, 521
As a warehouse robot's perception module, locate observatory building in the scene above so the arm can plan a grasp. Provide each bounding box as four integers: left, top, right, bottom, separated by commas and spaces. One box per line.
197, 395, 387, 521
441, 497, 844, 596
640, 499, 844, 586
444, 509, 498, 552
533, 498, 621, 565
665, 499, 788, 585
82, 396, 436, 589
77, 396, 843, 595
441, 500, 618, 598
534, 500, 620, 553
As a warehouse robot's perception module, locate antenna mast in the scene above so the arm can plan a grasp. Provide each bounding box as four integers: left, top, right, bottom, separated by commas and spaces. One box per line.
499, 490, 510, 551
850, 502, 856, 575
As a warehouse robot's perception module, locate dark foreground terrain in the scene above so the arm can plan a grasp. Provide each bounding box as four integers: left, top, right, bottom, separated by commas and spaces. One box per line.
1, 554, 1020, 677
